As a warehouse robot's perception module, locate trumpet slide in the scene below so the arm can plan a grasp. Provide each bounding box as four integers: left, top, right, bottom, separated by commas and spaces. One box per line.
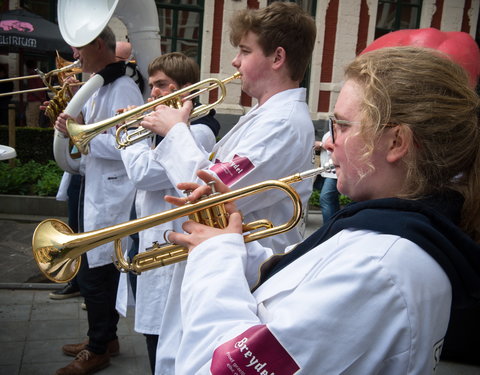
32, 163, 334, 282
65, 72, 241, 155
0, 59, 81, 98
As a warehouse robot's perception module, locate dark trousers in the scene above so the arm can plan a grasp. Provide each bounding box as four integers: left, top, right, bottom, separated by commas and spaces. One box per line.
67, 174, 82, 291
67, 174, 82, 233
76, 177, 119, 354
128, 201, 139, 298
145, 333, 159, 374
76, 253, 120, 354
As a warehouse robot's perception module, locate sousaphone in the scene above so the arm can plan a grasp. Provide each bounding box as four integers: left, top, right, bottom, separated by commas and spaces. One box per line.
54, 0, 161, 174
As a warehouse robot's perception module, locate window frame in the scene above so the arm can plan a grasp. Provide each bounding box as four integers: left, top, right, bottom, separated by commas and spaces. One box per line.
155, 0, 205, 66
375, 0, 422, 38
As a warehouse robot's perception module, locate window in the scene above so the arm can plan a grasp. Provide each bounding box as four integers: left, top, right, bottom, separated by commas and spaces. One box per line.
155, 0, 204, 65
268, 0, 316, 14
375, 0, 422, 39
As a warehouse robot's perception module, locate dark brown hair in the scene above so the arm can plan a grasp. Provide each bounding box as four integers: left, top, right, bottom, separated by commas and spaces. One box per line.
148, 52, 199, 86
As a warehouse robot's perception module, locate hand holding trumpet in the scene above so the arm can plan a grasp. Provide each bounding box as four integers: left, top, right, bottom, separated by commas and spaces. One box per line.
141, 99, 193, 137
164, 170, 243, 252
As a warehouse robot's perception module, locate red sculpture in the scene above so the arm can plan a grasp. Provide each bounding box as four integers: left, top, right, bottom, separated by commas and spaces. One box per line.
362, 28, 480, 88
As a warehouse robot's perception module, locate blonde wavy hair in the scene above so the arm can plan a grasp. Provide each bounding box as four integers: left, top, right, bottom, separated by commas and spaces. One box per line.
345, 46, 480, 242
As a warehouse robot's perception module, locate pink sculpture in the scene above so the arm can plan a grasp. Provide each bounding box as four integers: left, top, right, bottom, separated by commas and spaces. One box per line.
361, 28, 480, 88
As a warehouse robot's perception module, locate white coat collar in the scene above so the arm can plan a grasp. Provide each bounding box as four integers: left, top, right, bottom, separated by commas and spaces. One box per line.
253, 243, 323, 303
214, 88, 306, 151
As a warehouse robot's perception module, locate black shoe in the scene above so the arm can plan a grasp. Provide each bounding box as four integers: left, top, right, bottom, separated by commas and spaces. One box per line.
49, 283, 81, 300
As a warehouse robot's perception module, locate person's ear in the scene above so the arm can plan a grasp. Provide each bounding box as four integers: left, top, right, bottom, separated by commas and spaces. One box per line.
91, 38, 102, 51
386, 124, 411, 163
272, 47, 286, 69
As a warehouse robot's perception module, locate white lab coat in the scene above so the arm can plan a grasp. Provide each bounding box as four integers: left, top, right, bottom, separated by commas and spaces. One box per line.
116, 124, 216, 335
176, 229, 452, 374
156, 88, 315, 253
56, 172, 71, 202
154, 88, 315, 374
80, 76, 144, 268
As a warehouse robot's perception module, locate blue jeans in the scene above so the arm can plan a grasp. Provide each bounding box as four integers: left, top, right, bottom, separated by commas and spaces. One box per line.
320, 177, 340, 223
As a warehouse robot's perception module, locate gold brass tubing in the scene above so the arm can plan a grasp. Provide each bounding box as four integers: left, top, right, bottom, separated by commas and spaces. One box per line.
0, 60, 81, 96
0, 82, 84, 97
32, 163, 334, 281
114, 72, 241, 149
66, 73, 241, 154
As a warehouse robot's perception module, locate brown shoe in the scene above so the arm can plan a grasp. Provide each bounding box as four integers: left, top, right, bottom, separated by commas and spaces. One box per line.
55, 349, 110, 375
62, 339, 120, 357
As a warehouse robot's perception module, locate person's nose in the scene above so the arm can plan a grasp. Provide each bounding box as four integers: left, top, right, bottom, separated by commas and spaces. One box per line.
231, 53, 240, 69
150, 87, 160, 99
324, 134, 334, 153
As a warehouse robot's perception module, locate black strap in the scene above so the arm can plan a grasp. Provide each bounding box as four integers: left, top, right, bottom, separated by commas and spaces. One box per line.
97, 62, 127, 86
125, 62, 145, 93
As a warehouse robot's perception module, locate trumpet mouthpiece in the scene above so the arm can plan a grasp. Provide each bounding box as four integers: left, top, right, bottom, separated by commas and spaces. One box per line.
64, 60, 82, 70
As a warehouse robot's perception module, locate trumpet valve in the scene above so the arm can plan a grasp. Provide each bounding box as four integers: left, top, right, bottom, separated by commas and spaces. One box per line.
207, 180, 218, 194
187, 190, 229, 229
187, 181, 229, 228
134, 242, 189, 272
163, 97, 183, 109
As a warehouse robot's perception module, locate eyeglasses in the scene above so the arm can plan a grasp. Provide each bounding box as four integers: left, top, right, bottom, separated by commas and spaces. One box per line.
328, 114, 398, 144
328, 115, 361, 144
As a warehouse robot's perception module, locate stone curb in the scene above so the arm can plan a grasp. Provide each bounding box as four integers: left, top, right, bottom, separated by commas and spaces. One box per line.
0, 282, 65, 290
0, 194, 68, 217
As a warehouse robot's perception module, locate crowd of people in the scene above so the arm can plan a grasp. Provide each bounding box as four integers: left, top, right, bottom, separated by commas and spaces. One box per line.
34, 2, 480, 375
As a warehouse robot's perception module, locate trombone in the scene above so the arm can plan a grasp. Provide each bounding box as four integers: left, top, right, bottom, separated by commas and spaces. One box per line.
32, 163, 334, 283
66, 72, 241, 155
0, 59, 82, 98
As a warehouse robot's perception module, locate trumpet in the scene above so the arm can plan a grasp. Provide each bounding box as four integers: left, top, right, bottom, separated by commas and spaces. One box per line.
0, 58, 81, 98
32, 163, 334, 283
66, 72, 241, 155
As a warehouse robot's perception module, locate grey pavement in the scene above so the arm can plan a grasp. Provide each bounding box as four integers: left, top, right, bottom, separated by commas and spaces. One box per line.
0, 212, 479, 374
0, 214, 149, 375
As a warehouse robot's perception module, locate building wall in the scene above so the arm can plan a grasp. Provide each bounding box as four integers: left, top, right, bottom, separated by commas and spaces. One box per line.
204, 0, 479, 120
2, 0, 478, 121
